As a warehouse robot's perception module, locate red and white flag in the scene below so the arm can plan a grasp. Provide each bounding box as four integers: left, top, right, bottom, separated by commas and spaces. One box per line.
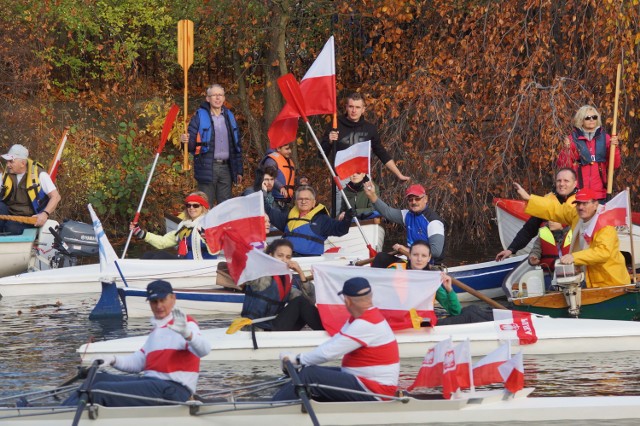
498, 351, 525, 393
472, 342, 510, 387
407, 338, 451, 391
583, 190, 630, 243
268, 36, 336, 149
493, 309, 538, 345
219, 228, 291, 285
334, 140, 371, 180
454, 340, 472, 389
312, 264, 441, 335
441, 340, 460, 399
201, 191, 267, 254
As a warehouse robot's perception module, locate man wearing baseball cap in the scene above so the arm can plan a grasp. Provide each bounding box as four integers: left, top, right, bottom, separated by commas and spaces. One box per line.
63, 280, 211, 407
1, 144, 61, 234
363, 181, 446, 265
274, 277, 399, 402
515, 184, 629, 288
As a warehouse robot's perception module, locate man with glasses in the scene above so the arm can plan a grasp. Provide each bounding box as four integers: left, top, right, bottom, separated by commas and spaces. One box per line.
557, 105, 621, 200
516, 185, 629, 288
363, 183, 446, 265
265, 185, 354, 256
1, 144, 61, 235
181, 84, 243, 206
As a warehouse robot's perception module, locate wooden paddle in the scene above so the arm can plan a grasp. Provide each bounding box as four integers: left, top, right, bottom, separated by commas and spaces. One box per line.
226, 315, 277, 334
450, 276, 507, 310
607, 63, 622, 196
178, 19, 194, 172
284, 360, 320, 426
0, 215, 37, 225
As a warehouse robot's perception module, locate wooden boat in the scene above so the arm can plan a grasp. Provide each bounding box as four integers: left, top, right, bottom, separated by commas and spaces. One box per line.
78, 315, 640, 362
493, 197, 640, 268
503, 258, 640, 321
4, 388, 640, 425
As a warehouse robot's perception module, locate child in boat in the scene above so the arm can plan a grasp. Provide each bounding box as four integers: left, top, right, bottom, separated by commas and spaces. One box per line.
240, 238, 323, 331
389, 240, 494, 325
528, 220, 572, 274
337, 172, 380, 220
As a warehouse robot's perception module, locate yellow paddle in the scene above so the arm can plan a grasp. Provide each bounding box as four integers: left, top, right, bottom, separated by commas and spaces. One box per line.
226, 315, 277, 334
0, 215, 38, 225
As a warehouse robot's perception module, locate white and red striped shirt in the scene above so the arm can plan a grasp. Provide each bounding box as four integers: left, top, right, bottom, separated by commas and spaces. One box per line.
300, 307, 399, 397
113, 313, 211, 393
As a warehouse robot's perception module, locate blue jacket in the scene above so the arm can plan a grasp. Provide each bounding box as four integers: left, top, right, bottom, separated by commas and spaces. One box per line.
241, 275, 292, 330
187, 102, 243, 184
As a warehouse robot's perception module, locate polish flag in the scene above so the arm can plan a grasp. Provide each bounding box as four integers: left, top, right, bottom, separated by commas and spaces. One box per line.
583, 190, 630, 243
472, 342, 510, 387
499, 351, 525, 393
334, 140, 371, 180
441, 340, 460, 399
312, 264, 441, 335
268, 36, 336, 149
407, 338, 451, 391
219, 228, 291, 285
201, 191, 267, 253
493, 309, 538, 345
454, 340, 472, 389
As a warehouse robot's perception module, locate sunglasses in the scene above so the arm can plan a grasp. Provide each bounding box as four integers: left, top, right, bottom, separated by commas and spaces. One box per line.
584, 115, 598, 121
185, 203, 201, 208
407, 195, 425, 203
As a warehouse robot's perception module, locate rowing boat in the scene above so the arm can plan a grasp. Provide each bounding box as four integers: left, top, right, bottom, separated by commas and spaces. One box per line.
78, 314, 640, 362
3, 387, 640, 425
0, 228, 38, 277
503, 258, 640, 320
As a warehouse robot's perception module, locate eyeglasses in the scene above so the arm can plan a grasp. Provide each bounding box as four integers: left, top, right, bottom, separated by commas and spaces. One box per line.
207, 93, 225, 98
584, 115, 598, 121
407, 195, 425, 203
185, 203, 201, 208
296, 198, 314, 203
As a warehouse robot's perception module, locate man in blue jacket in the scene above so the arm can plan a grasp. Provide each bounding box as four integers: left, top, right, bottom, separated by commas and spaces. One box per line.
181, 84, 243, 205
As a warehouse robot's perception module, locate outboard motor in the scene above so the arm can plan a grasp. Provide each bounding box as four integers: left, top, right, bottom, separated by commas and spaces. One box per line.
50, 220, 99, 268
553, 261, 584, 317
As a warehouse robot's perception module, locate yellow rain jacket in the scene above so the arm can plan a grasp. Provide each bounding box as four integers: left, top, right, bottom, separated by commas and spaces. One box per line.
525, 195, 630, 288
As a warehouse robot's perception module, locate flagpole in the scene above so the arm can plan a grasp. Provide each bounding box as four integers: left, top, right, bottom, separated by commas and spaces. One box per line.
627, 187, 638, 285
607, 63, 622, 197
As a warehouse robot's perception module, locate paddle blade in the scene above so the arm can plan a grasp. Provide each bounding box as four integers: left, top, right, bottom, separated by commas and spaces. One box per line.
409, 308, 423, 329
367, 244, 378, 258
277, 73, 308, 123
177, 20, 194, 70
157, 104, 180, 154
226, 317, 252, 334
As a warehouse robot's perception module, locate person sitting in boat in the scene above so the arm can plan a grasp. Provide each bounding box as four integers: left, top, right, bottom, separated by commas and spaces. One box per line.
363, 182, 446, 266
129, 191, 218, 260
241, 239, 323, 331
337, 172, 380, 221
274, 277, 399, 402
496, 168, 577, 262
389, 240, 494, 325
243, 166, 277, 210
0, 144, 61, 235
516, 185, 630, 288
63, 280, 211, 407
265, 185, 354, 257
557, 105, 621, 202
528, 221, 572, 273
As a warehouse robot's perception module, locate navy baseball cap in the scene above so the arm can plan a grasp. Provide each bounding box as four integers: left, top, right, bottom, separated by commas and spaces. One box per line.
338, 277, 372, 297
146, 280, 174, 301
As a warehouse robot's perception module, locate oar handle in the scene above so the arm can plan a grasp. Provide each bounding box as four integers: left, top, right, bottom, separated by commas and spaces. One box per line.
450, 276, 507, 310
285, 360, 320, 426
0, 215, 38, 225
354, 250, 398, 266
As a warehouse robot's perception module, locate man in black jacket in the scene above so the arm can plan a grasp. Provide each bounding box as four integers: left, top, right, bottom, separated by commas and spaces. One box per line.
320, 92, 409, 216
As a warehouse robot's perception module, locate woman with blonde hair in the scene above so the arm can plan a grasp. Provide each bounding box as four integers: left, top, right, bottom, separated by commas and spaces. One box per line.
129, 191, 218, 259
557, 105, 621, 200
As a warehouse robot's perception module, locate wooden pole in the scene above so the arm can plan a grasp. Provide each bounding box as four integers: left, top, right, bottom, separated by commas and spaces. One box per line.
177, 19, 194, 172
627, 188, 638, 285
607, 63, 622, 195
450, 276, 507, 310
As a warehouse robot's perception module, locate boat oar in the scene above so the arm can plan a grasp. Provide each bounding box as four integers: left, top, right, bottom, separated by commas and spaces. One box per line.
121, 104, 180, 259
71, 359, 102, 426
177, 19, 194, 172
353, 250, 399, 266
0, 215, 37, 225
226, 315, 277, 334
606, 63, 622, 197
450, 276, 507, 310
284, 360, 320, 426
277, 73, 377, 258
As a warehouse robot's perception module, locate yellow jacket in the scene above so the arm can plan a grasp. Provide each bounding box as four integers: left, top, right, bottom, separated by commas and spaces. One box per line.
525, 195, 630, 288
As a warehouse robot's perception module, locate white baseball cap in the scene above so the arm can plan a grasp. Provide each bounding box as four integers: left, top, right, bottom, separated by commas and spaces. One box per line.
1, 144, 29, 161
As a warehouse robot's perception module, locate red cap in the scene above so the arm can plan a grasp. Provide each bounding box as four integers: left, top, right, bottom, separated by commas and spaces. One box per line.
572, 188, 599, 203
405, 184, 426, 198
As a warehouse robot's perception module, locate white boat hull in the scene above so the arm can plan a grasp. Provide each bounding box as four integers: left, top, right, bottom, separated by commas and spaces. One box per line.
78, 316, 640, 362
0, 229, 37, 277
4, 388, 640, 425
